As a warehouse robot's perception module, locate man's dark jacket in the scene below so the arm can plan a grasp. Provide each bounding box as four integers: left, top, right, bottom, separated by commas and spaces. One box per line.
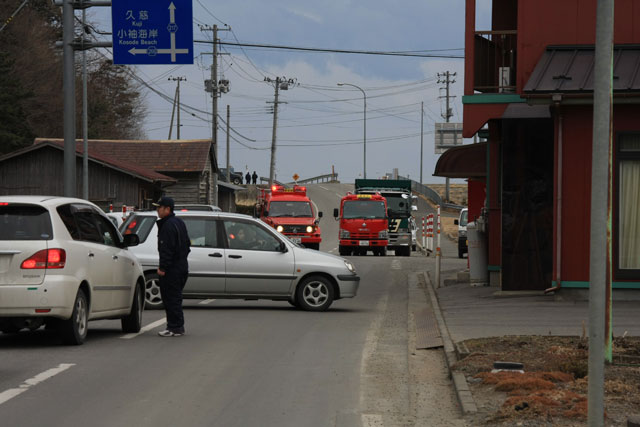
156, 213, 191, 274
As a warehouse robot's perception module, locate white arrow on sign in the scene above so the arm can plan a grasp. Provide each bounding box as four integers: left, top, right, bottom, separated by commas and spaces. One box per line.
127, 2, 189, 63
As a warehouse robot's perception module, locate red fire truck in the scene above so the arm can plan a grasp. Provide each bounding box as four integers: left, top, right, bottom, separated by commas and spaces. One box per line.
333, 193, 389, 256
255, 185, 323, 250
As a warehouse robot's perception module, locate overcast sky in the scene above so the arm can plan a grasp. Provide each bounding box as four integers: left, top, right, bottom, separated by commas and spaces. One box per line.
87, 1, 491, 183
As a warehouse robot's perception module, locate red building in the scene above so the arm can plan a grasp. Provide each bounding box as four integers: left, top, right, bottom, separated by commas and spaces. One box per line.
439, 0, 640, 292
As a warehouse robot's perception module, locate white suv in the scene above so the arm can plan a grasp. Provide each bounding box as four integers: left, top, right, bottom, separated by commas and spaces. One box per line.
0, 196, 145, 345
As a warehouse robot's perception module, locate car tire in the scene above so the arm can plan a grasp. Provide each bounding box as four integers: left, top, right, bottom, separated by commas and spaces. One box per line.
144, 273, 164, 310
412, 244, 417, 252
121, 284, 144, 333
338, 246, 351, 256
287, 298, 299, 308
295, 275, 334, 311
232, 177, 241, 185
59, 288, 88, 345
306, 243, 320, 250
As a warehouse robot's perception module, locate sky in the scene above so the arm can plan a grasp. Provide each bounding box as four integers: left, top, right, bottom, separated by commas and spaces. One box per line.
85, 0, 492, 184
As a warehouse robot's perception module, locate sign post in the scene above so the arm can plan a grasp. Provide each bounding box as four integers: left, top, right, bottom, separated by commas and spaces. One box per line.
111, 0, 193, 65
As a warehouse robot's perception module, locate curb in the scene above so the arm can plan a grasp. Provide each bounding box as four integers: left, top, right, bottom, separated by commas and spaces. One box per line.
422, 271, 478, 415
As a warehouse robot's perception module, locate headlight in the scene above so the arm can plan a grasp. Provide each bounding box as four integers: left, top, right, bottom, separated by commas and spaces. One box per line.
344, 260, 356, 273
459, 230, 467, 238
306, 225, 314, 233
339, 229, 350, 239
378, 230, 388, 239
276, 225, 284, 233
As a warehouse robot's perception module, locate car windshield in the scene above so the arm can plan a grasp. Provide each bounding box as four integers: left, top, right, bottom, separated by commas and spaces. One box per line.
0, 205, 53, 240
121, 214, 156, 243
342, 200, 386, 219
268, 201, 313, 218
460, 210, 468, 227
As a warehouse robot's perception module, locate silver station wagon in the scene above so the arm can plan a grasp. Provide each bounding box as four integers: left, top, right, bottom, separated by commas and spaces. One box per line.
122, 211, 360, 311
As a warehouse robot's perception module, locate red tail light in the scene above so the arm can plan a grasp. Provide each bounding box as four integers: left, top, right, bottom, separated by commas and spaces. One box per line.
21, 249, 66, 269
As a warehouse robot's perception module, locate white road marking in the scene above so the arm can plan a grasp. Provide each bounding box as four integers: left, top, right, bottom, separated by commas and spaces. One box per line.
335, 193, 343, 198
318, 185, 329, 191
391, 259, 402, 270
0, 363, 75, 406
361, 414, 384, 426
198, 299, 216, 305
330, 247, 338, 253
120, 318, 166, 339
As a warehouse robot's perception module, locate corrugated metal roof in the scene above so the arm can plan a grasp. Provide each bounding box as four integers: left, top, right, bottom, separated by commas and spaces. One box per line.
524, 45, 640, 93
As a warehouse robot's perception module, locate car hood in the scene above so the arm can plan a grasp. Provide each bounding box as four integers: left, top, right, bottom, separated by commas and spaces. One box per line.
291, 245, 355, 275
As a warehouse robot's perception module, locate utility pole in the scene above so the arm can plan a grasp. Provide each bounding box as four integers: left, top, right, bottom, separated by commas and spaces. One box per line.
437, 71, 457, 202
168, 76, 186, 139
201, 24, 230, 207
226, 105, 230, 182
588, 0, 614, 424
265, 76, 296, 187
420, 101, 424, 185
168, 84, 178, 139
81, 8, 88, 200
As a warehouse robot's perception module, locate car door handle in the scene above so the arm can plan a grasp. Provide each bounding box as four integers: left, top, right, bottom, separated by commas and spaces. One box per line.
228, 254, 242, 259
88, 252, 95, 258
209, 253, 223, 258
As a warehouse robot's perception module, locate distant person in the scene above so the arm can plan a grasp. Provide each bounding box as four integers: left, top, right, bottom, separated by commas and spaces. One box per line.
245, 171, 251, 185
153, 196, 191, 337
252, 171, 258, 185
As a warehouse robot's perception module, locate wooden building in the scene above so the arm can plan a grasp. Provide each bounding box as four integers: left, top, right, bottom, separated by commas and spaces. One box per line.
0, 139, 174, 211
436, 0, 640, 292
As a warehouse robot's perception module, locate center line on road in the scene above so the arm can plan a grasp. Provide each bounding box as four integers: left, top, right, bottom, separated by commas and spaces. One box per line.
121, 317, 166, 339
318, 185, 329, 191
0, 363, 75, 406
198, 299, 216, 305
335, 193, 343, 198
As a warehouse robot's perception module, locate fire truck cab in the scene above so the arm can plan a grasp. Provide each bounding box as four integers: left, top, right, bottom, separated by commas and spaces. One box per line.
255, 185, 322, 250
333, 193, 389, 256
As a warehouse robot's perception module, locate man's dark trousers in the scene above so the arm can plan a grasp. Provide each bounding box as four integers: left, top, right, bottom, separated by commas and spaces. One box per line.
159, 270, 188, 332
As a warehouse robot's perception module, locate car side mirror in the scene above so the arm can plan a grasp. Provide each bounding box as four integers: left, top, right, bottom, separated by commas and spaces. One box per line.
333, 208, 339, 218
263, 210, 268, 217
123, 233, 139, 247
279, 241, 288, 253
318, 211, 323, 218
454, 219, 459, 225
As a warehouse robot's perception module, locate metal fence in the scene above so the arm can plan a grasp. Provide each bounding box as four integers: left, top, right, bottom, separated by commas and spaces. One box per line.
399, 176, 465, 211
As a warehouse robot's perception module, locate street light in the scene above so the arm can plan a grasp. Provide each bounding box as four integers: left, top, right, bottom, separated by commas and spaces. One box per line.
337, 82, 367, 179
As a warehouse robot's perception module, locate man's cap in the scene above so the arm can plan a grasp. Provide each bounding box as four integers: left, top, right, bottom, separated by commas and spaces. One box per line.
152, 196, 174, 209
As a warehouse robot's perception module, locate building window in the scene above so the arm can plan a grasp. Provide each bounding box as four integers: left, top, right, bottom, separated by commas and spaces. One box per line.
617, 134, 640, 277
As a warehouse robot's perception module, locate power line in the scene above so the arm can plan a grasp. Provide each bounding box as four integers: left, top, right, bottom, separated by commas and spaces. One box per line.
194, 40, 464, 58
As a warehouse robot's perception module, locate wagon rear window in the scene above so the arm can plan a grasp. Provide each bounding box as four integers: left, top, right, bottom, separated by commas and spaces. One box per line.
0, 205, 53, 240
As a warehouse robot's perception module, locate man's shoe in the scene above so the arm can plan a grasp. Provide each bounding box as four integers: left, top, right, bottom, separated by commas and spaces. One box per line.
158, 329, 183, 337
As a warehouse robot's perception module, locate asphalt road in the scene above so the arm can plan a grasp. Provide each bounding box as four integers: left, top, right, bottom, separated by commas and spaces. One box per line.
0, 183, 466, 427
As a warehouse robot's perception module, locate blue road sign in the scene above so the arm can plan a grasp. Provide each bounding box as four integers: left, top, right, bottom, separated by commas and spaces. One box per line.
111, 0, 193, 65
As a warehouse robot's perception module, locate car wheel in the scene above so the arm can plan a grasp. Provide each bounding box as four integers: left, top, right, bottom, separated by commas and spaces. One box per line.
296, 275, 334, 311
59, 288, 88, 345
287, 298, 298, 308
144, 273, 164, 310
233, 177, 241, 185
121, 284, 144, 333
338, 246, 351, 256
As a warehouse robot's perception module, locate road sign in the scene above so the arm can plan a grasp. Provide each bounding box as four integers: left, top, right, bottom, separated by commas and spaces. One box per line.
111, 0, 193, 65
434, 122, 463, 154
293, 174, 299, 181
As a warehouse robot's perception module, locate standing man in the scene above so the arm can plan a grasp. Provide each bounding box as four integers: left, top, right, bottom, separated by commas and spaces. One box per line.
153, 196, 191, 337
252, 171, 258, 185
245, 171, 251, 186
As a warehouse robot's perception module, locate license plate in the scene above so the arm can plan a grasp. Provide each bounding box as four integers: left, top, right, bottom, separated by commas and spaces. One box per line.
359, 240, 369, 246
291, 237, 302, 244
